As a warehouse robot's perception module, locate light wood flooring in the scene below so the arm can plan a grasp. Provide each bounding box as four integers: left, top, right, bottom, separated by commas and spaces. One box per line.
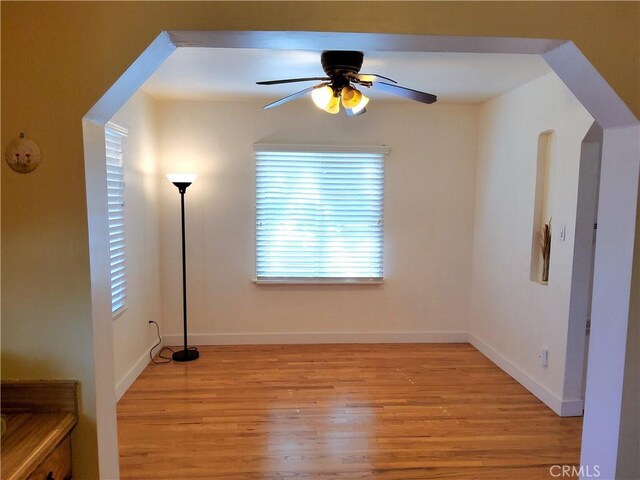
117, 344, 582, 479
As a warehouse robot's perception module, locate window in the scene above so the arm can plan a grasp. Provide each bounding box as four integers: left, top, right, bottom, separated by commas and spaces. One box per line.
255, 144, 387, 283
105, 123, 128, 314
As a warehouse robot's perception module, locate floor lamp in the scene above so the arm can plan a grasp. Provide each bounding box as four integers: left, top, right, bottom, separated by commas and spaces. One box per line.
167, 173, 200, 362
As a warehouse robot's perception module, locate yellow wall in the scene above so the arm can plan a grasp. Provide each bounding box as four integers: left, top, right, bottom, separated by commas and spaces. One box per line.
1, 2, 638, 478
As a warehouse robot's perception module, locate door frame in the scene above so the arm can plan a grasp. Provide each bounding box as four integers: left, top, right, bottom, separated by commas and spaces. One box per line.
83, 31, 640, 479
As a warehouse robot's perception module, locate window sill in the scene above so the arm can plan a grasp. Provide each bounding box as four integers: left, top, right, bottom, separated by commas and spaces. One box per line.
253, 278, 384, 286
112, 306, 128, 320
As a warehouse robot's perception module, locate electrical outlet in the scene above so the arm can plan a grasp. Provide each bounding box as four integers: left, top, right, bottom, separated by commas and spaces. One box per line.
539, 349, 548, 367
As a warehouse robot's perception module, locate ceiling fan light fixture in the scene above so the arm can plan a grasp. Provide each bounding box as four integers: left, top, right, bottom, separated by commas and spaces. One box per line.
325, 94, 341, 114
350, 93, 369, 114
311, 85, 334, 110
341, 86, 362, 109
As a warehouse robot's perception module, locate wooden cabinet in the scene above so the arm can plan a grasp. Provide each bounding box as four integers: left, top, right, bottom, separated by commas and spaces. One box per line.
1, 381, 78, 480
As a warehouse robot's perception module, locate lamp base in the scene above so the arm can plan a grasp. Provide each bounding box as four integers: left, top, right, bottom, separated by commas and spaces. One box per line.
172, 349, 200, 362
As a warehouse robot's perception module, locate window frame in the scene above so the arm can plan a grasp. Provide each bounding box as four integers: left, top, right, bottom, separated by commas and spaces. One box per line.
254, 143, 388, 285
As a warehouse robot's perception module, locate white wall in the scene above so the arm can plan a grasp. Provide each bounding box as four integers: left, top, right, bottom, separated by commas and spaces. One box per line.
154, 100, 478, 343
109, 91, 162, 398
468, 72, 594, 415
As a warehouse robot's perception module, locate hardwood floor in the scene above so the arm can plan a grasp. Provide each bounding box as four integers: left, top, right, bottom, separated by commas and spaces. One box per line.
117, 344, 582, 479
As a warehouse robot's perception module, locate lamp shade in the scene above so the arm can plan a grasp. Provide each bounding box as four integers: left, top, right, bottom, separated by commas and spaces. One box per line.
350, 94, 369, 114
167, 173, 197, 184
325, 95, 340, 114
311, 85, 334, 111
341, 86, 362, 109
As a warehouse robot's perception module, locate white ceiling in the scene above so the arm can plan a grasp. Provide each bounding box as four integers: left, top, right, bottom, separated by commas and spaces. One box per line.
141, 48, 552, 104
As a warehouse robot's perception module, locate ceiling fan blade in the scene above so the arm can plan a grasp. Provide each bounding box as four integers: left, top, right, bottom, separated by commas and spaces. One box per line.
349, 73, 397, 84
371, 82, 437, 104
257, 77, 329, 85
263, 84, 324, 110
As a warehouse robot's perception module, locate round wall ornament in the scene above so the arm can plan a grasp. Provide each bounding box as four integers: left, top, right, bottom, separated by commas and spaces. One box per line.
5, 133, 42, 173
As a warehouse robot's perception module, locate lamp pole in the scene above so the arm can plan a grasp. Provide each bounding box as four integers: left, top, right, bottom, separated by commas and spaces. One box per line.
167, 174, 199, 362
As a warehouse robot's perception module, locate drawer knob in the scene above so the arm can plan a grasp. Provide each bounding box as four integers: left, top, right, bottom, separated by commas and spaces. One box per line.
46, 473, 55, 480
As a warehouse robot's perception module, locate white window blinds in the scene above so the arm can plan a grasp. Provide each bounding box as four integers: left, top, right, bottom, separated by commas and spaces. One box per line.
255, 144, 387, 282
105, 123, 128, 314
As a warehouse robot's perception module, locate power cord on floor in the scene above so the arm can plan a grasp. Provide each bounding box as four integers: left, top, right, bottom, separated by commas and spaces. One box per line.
149, 320, 175, 364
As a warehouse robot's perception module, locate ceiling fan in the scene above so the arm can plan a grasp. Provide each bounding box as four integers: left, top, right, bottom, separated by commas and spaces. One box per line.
256, 50, 437, 115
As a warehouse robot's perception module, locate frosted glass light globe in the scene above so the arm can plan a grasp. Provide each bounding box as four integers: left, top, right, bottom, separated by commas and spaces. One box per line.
351, 94, 369, 114
311, 86, 334, 110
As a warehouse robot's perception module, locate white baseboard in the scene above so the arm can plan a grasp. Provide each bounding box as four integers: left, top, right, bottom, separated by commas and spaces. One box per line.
468, 333, 583, 417
115, 339, 160, 401
163, 331, 469, 346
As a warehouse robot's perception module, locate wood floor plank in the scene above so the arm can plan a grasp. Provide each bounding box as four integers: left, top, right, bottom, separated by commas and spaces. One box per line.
117, 344, 581, 479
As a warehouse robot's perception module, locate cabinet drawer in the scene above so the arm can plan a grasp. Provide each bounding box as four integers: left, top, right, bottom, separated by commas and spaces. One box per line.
27, 436, 72, 480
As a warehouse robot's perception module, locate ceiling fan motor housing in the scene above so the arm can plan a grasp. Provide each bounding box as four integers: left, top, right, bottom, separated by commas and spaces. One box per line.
321, 51, 364, 89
